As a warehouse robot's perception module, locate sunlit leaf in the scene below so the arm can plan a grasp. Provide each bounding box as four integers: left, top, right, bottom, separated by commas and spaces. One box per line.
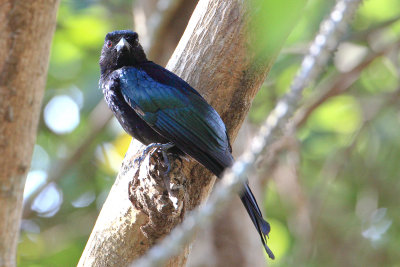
358, 0, 400, 21
307, 95, 362, 134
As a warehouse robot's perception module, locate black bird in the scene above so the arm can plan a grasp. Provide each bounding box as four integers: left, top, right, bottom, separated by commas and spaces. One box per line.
100, 30, 274, 259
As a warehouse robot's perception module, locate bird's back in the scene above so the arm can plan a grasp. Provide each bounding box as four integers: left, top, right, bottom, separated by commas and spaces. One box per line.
117, 62, 234, 175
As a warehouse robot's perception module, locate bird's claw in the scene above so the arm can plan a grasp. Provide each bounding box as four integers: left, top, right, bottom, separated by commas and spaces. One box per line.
134, 142, 175, 194
134, 142, 173, 164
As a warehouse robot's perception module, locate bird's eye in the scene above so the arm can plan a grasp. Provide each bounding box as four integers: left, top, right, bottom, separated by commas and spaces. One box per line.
106, 40, 113, 48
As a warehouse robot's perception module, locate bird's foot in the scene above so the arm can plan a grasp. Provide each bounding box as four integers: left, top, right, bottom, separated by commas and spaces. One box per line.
134, 142, 174, 164
135, 142, 175, 193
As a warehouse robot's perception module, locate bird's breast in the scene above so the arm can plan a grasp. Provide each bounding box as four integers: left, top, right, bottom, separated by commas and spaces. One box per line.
101, 76, 169, 145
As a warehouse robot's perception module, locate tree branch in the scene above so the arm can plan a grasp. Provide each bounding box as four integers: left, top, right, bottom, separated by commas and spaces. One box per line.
0, 1, 59, 266
294, 41, 400, 129
22, 100, 111, 218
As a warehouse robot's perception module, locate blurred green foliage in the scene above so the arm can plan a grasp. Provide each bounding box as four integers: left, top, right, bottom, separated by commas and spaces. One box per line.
18, 0, 400, 266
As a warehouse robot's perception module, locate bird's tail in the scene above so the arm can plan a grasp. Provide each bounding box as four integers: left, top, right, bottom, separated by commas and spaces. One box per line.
240, 182, 275, 259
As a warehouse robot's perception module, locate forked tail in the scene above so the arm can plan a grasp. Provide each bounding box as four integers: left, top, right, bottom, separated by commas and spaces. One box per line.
240, 182, 275, 259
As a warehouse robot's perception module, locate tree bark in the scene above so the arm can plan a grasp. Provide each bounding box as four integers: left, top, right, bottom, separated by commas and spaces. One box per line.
79, 0, 303, 266
0, 1, 59, 266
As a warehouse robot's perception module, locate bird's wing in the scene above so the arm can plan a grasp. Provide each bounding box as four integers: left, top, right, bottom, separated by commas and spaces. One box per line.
116, 65, 232, 175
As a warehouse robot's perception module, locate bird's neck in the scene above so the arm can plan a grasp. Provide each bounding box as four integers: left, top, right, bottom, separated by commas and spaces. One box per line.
100, 67, 114, 82
101, 60, 152, 78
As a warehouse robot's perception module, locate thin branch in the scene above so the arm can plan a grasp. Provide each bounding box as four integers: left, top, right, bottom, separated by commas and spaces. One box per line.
256, 38, 400, 186
294, 39, 400, 128
348, 14, 400, 43
281, 15, 400, 56
132, 0, 362, 266
23, 101, 112, 218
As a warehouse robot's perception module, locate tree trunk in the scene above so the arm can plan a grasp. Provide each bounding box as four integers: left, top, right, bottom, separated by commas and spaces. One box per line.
79, 0, 304, 266
0, 1, 59, 266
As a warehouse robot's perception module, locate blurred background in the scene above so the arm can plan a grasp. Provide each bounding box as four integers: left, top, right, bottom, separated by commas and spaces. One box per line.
19, 0, 400, 266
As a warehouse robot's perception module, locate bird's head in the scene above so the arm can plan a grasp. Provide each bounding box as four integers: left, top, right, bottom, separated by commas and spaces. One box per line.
100, 30, 147, 76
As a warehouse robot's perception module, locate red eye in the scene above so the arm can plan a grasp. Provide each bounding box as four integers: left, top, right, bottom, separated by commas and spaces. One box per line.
106, 40, 112, 48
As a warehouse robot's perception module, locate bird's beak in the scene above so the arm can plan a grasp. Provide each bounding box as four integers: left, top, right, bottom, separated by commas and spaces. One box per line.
115, 37, 130, 52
